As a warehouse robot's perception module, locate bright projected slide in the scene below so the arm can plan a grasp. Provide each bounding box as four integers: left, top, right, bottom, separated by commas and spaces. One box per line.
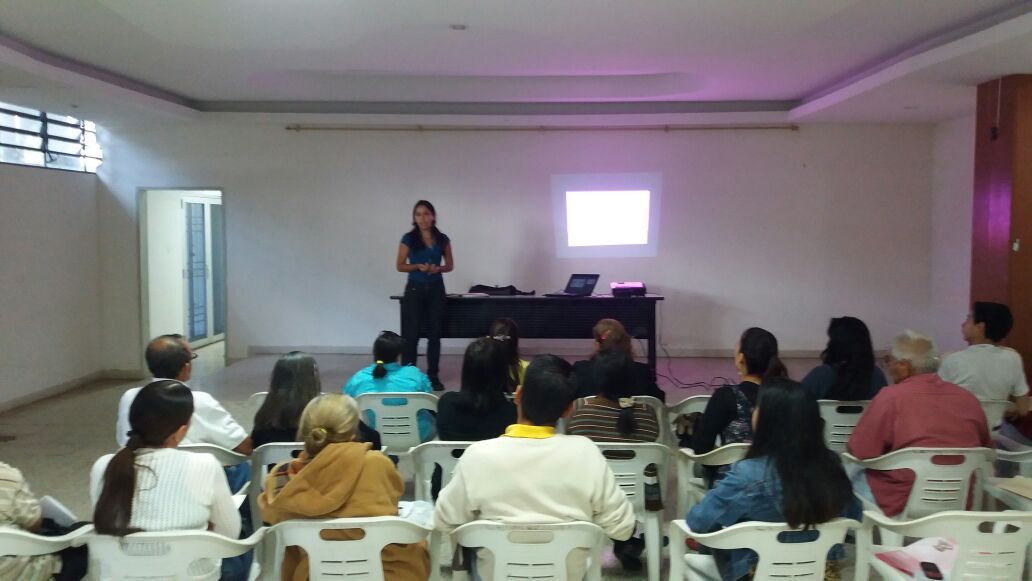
552, 173, 661, 258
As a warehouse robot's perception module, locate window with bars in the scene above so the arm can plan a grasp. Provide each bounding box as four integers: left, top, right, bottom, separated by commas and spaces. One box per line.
0, 101, 103, 173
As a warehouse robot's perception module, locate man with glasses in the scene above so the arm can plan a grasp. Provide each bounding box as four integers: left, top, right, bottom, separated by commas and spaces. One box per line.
114, 334, 252, 456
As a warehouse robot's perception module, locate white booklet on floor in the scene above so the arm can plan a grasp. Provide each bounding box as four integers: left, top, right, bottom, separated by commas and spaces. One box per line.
40, 495, 77, 528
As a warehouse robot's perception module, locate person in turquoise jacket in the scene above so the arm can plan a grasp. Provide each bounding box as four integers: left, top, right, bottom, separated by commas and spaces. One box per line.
343, 331, 435, 441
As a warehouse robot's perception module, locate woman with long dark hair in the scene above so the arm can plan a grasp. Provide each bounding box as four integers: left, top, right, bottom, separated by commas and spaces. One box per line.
801, 316, 887, 401
253, 351, 381, 449
396, 200, 453, 391
489, 317, 528, 390
692, 327, 787, 456
90, 380, 244, 580
687, 378, 857, 581
437, 337, 517, 441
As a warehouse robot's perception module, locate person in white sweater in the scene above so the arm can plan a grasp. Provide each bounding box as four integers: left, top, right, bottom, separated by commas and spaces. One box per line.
435, 355, 636, 580
91, 380, 244, 580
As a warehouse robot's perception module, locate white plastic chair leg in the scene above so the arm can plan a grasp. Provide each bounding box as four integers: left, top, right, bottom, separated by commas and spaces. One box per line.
684, 554, 721, 581
644, 513, 661, 581
429, 529, 443, 581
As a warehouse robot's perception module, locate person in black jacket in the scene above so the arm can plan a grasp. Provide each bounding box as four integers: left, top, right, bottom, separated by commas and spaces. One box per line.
571, 318, 666, 402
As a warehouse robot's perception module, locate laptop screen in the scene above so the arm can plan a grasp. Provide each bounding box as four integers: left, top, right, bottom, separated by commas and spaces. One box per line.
566, 274, 599, 293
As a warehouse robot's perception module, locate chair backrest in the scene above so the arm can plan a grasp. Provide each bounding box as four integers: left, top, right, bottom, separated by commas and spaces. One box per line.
451, 520, 604, 581
178, 443, 249, 467
355, 392, 438, 451
979, 398, 1012, 429
0, 524, 93, 557
594, 442, 669, 517
850, 447, 995, 519
666, 395, 712, 447
674, 518, 857, 580
864, 510, 1032, 581
675, 444, 751, 516
410, 440, 474, 502
86, 528, 265, 580
816, 400, 871, 453
632, 395, 671, 446
269, 517, 430, 581
249, 442, 305, 526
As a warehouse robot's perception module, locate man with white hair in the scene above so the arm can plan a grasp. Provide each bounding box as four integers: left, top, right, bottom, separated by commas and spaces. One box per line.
847, 330, 990, 516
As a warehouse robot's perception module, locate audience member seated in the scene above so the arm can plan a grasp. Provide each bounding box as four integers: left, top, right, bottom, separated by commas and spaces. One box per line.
692, 327, 786, 465
939, 302, 1029, 424
343, 330, 435, 441
434, 355, 636, 580
848, 330, 991, 517
258, 394, 429, 581
116, 334, 252, 454
92, 381, 246, 581
251, 351, 380, 449
566, 347, 661, 572
489, 317, 528, 390
0, 462, 88, 581
686, 379, 858, 581
572, 318, 665, 402
801, 316, 887, 400
437, 337, 517, 441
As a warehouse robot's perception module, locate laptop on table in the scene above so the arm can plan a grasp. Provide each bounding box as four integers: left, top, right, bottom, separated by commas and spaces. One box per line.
544, 274, 600, 297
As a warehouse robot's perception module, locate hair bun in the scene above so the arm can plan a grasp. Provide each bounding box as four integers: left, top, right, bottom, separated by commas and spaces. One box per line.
310, 426, 328, 443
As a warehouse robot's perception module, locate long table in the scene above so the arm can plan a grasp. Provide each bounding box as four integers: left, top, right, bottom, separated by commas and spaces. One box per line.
390, 294, 665, 373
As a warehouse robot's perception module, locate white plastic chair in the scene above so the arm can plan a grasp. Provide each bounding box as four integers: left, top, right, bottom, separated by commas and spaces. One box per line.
0, 523, 93, 557
355, 392, 438, 478
816, 400, 871, 453
855, 510, 1032, 581
675, 444, 751, 517
666, 395, 712, 448
980, 398, 1014, 430
179, 443, 249, 467
633, 395, 672, 447
248, 442, 304, 527
596, 442, 669, 581
243, 391, 268, 432
451, 520, 605, 581
411, 440, 475, 581
266, 516, 430, 581
843, 447, 995, 545
668, 518, 859, 581
86, 527, 266, 581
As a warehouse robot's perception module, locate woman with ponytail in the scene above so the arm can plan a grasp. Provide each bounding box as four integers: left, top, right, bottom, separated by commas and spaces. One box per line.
343, 331, 435, 441
489, 317, 529, 390
692, 327, 787, 459
687, 379, 857, 581
259, 394, 430, 581
566, 347, 661, 572
90, 380, 244, 579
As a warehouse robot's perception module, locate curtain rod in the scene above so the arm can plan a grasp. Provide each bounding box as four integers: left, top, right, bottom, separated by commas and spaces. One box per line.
285, 123, 799, 133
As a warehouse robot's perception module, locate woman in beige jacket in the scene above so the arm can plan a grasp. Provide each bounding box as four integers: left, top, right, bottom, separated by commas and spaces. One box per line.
259, 394, 429, 581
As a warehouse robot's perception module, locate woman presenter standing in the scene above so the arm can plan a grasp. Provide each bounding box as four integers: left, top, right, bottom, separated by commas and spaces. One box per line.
397, 200, 453, 391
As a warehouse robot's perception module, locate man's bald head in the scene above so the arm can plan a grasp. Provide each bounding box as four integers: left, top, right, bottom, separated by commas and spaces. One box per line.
145, 334, 192, 381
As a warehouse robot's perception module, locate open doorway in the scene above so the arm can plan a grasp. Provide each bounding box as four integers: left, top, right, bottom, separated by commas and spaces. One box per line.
140, 189, 226, 351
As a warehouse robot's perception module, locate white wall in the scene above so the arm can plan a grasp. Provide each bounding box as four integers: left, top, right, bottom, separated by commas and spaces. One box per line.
928, 115, 976, 354
96, 122, 938, 365
0, 163, 102, 409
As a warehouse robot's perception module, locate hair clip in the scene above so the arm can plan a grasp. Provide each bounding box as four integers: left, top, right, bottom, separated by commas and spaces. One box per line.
618, 398, 635, 409
375, 360, 384, 365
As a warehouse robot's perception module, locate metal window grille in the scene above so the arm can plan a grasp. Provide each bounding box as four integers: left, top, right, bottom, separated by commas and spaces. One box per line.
0, 101, 103, 173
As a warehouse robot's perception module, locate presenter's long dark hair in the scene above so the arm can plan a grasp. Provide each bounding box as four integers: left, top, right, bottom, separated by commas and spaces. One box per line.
745, 378, 852, 529
407, 200, 444, 251
372, 331, 405, 378
94, 380, 194, 535
821, 316, 876, 401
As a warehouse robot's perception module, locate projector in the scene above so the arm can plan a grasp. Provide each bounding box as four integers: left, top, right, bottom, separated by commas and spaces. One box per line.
610, 282, 647, 297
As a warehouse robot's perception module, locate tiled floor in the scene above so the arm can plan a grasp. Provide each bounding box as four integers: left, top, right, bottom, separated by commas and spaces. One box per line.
0, 344, 861, 579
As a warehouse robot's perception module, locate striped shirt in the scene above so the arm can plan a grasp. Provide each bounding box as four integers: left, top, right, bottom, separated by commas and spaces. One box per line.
565, 396, 661, 444
0, 462, 60, 580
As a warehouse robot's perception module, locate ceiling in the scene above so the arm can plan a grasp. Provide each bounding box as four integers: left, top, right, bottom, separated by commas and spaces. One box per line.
1, 0, 1031, 126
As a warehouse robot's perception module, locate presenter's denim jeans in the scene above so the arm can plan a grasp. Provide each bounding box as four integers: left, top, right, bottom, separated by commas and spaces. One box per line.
401, 279, 445, 378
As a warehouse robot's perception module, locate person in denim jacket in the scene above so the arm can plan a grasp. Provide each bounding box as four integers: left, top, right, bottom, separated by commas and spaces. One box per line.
687, 378, 859, 580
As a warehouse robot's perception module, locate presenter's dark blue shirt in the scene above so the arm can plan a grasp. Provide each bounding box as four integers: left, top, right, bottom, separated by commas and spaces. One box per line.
401, 230, 450, 283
